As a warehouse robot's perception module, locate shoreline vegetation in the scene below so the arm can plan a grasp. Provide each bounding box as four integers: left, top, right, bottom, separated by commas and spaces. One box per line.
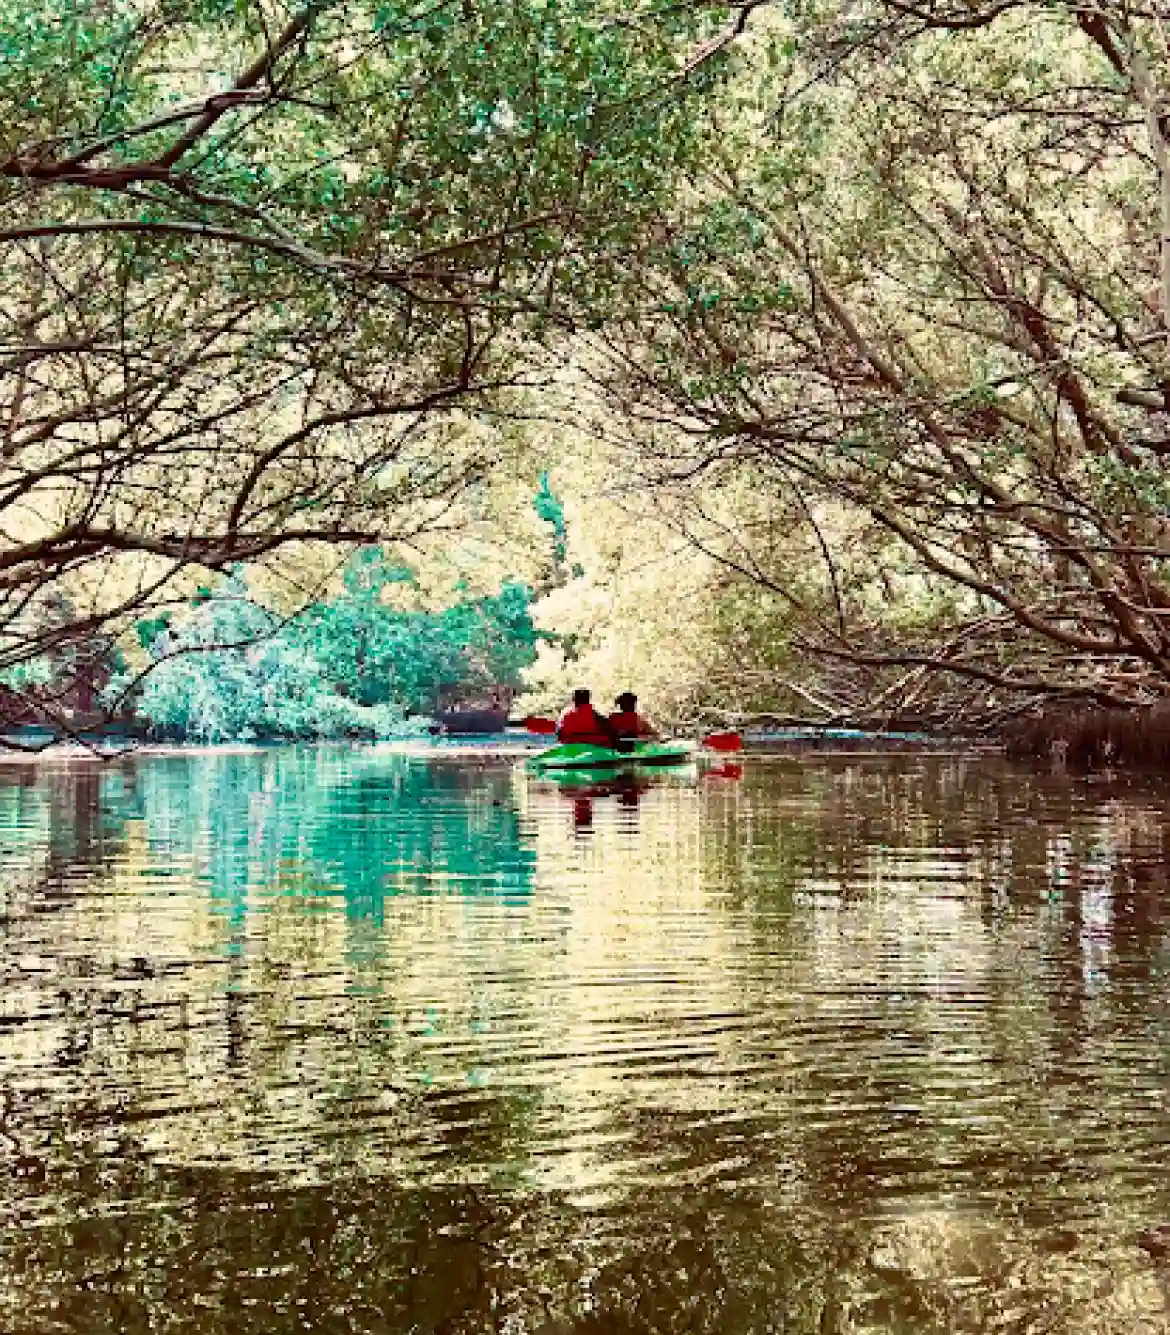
19, 717, 1170, 771
1003, 705, 1170, 769
1, 554, 546, 748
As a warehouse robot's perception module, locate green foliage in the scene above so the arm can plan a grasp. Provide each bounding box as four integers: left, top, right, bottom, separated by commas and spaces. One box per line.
135, 615, 170, 651
0, 0, 728, 744
0, 657, 53, 690
121, 582, 388, 743
533, 471, 568, 570
1, 0, 719, 303
119, 558, 542, 742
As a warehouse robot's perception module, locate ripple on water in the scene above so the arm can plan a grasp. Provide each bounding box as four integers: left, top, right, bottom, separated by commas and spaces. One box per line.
0, 751, 1168, 1333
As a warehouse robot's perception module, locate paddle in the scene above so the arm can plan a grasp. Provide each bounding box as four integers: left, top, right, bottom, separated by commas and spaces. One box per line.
523, 716, 558, 734
702, 731, 744, 752
524, 716, 744, 752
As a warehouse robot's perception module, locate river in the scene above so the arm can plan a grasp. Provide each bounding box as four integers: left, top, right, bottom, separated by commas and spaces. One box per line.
0, 748, 1167, 1333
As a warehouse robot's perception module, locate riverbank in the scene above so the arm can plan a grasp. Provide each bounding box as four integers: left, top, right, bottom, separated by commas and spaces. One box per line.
0, 728, 992, 767
1003, 705, 1170, 767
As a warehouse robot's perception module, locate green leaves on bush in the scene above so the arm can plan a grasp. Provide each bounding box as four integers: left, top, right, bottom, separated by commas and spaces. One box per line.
117, 559, 541, 742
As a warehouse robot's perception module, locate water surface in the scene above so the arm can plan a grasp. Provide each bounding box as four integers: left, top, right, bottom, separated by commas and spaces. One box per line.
0, 749, 1168, 1333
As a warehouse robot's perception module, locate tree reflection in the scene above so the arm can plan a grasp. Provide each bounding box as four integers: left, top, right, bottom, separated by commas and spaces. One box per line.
1, 755, 1169, 1333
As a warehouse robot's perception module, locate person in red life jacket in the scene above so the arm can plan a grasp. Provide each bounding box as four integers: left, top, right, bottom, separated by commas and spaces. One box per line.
556, 688, 617, 745
608, 692, 657, 739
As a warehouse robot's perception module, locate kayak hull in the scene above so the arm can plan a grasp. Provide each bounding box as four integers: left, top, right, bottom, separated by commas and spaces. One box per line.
530, 740, 694, 771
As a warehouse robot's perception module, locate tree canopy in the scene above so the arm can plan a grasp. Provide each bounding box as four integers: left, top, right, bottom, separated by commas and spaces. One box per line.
11, 0, 1170, 738
572, 0, 1170, 726
0, 0, 730, 737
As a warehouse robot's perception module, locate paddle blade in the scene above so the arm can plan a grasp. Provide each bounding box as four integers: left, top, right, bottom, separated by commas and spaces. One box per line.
524, 716, 558, 735
703, 731, 744, 753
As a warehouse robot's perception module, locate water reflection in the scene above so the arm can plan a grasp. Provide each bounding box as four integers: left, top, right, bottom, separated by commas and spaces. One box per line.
530, 771, 661, 838
0, 749, 536, 921
0, 752, 1168, 1333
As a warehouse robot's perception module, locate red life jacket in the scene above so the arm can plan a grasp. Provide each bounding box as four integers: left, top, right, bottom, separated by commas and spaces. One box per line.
608, 710, 653, 738
557, 704, 612, 745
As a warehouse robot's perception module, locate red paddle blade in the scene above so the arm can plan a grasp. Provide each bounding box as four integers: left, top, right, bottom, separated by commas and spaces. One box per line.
524, 716, 558, 735
703, 731, 744, 753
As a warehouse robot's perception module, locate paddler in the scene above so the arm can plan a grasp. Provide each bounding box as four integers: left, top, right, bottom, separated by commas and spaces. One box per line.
556, 688, 619, 745
608, 692, 657, 739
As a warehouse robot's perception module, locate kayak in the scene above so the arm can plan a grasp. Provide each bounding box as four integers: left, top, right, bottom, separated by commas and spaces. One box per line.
530, 740, 695, 771
530, 740, 694, 771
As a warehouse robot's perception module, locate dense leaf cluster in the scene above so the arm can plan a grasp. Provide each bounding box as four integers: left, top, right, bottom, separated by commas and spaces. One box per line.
120, 553, 541, 741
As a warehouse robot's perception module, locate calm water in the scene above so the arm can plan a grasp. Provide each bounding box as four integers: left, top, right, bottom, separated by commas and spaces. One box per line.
0, 748, 1168, 1334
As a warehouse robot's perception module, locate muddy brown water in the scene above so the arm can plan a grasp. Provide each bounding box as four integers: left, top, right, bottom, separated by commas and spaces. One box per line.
0, 749, 1168, 1333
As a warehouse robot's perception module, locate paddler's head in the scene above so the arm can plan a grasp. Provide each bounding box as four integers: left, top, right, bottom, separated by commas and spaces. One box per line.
615, 692, 637, 712
573, 688, 591, 707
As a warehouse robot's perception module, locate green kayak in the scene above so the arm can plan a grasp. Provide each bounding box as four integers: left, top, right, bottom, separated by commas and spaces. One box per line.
530, 740, 694, 771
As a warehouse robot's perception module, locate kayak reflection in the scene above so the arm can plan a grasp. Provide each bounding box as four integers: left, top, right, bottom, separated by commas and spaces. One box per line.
542, 770, 656, 799
529, 764, 700, 837
563, 774, 652, 836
